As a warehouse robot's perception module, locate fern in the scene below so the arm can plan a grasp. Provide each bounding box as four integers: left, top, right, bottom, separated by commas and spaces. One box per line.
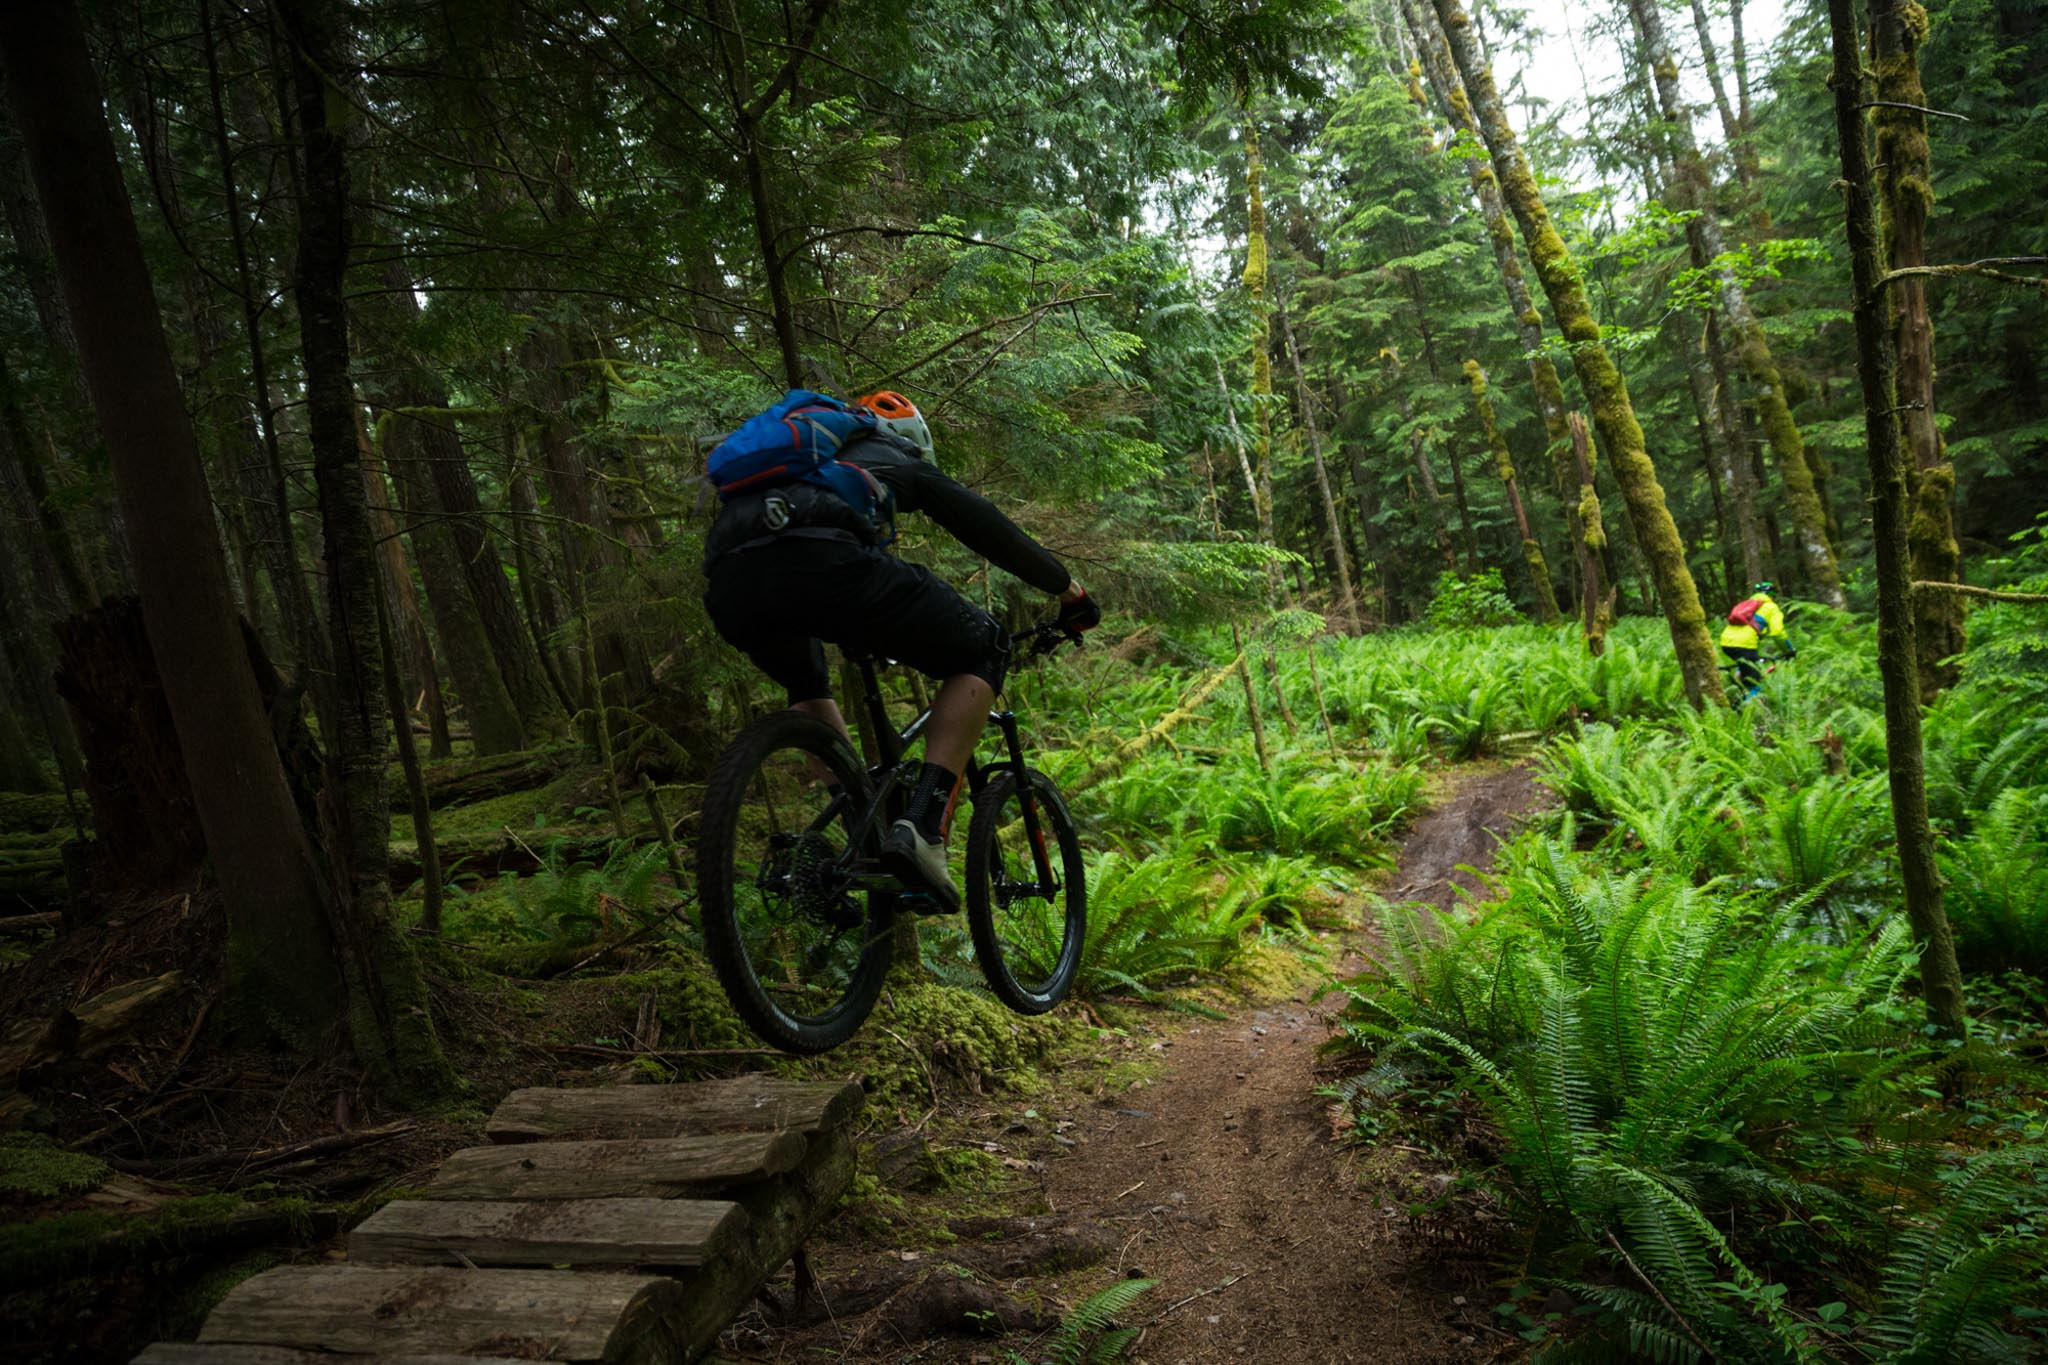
1008, 1277, 1157, 1365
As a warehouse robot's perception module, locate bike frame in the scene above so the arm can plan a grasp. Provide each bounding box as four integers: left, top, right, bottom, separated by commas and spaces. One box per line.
824, 631, 1066, 897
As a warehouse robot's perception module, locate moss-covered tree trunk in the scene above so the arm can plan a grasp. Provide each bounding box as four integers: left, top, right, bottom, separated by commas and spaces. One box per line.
1568, 413, 1615, 653
1625, 0, 1845, 610
278, 0, 451, 1097
1402, 0, 1596, 626
1466, 361, 1562, 622
1277, 298, 1357, 631
1432, 0, 1717, 702
1241, 122, 1283, 600
1873, 0, 1963, 695
1826, 0, 1965, 1036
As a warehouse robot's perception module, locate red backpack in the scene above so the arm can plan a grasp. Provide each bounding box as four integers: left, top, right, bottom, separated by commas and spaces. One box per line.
1728, 596, 1766, 629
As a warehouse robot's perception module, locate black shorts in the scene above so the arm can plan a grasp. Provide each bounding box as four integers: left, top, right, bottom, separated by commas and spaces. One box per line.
705, 537, 1009, 705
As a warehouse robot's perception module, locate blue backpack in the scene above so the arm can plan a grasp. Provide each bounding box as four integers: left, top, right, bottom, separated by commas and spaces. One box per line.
706, 389, 894, 541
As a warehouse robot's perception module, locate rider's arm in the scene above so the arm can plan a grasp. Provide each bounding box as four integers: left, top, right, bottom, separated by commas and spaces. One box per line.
856, 446, 1071, 594
1760, 599, 1787, 640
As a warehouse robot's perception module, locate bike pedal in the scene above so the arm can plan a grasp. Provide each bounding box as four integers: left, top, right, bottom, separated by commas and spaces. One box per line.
900, 892, 958, 917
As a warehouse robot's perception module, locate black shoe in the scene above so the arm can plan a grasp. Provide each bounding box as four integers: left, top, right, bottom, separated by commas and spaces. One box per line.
882, 819, 961, 914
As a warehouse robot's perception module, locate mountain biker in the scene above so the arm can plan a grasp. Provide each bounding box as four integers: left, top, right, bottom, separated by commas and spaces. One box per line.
1720, 581, 1794, 700
702, 389, 1099, 913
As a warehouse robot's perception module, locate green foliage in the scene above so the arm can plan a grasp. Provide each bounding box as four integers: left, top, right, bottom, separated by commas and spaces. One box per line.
0, 1135, 109, 1198
1427, 568, 1520, 629
1940, 788, 2048, 975
1005, 1276, 1157, 1365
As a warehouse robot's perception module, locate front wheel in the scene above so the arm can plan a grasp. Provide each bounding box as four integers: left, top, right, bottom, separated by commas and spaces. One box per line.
965, 767, 1085, 1013
696, 711, 893, 1053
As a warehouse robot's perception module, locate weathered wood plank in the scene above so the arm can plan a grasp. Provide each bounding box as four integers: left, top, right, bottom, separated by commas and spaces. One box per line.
661, 1126, 860, 1357
196, 1266, 686, 1362
136, 1347, 526, 1364
487, 1076, 863, 1144
349, 1196, 743, 1268
426, 1130, 805, 1201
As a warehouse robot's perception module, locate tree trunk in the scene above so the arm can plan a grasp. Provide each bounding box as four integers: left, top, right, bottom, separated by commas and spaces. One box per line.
0, 96, 129, 600
0, 0, 342, 1033
1624, 0, 1845, 610
1702, 311, 1769, 588
276, 0, 449, 1097
1826, 0, 1965, 1037
357, 407, 453, 759
199, 0, 324, 679
1241, 121, 1284, 603
1872, 0, 1963, 696
1402, 0, 1597, 626
1276, 298, 1357, 630
379, 416, 527, 755
1431, 0, 1714, 699
358, 254, 560, 735
1686, 0, 1765, 226
1465, 361, 1561, 622
1568, 413, 1615, 653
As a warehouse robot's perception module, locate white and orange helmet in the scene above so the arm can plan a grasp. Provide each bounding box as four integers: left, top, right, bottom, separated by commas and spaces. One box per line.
856, 390, 935, 464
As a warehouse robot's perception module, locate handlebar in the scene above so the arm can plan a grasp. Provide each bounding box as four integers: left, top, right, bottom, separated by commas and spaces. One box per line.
1010, 617, 1085, 660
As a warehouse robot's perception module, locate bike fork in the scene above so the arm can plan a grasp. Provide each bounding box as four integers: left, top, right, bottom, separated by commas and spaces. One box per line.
991, 710, 1056, 889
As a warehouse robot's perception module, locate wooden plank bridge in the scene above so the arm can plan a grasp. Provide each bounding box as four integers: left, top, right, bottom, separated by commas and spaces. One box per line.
134, 1074, 863, 1364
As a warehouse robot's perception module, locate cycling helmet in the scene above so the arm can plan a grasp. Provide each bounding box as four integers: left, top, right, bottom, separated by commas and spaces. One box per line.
856, 390, 934, 463
1753, 581, 1775, 594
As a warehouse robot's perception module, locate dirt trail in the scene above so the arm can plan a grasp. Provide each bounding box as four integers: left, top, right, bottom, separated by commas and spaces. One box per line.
1036, 764, 1548, 1365
748, 763, 1549, 1363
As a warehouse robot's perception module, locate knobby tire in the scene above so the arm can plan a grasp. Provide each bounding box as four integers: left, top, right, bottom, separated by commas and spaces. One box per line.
965, 766, 1086, 1013
697, 711, 893, 1053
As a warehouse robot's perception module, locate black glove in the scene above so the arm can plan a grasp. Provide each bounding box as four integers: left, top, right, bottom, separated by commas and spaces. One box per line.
1056, 588, 1102, 634
1783, 643, 1798, 658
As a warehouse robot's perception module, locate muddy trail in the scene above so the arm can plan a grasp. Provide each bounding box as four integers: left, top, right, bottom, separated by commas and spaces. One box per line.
739, 763, 1550, 1364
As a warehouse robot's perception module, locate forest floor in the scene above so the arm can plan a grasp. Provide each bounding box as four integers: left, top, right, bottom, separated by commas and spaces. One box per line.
732, 762, 1550, 1365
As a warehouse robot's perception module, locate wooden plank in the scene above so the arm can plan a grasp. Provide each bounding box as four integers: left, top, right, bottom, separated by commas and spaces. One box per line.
661, 1126, 860, 1359
196, 1266, 687, 1363
425, 1130, 805, 1201
349, 1196, 744, 1269
137, 1348, 521, 1363
487, 1076, 863, 1144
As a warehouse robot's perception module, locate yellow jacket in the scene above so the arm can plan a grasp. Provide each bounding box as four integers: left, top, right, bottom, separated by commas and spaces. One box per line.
1720, 593, 1786, 650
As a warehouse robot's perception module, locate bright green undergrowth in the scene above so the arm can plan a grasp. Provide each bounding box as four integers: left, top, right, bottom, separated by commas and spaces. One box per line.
1332, 609, 2048, 1361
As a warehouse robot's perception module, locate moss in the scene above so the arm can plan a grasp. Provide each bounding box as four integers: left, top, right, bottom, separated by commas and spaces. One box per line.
0, 793, 71, 836
614, 951, 755, 1052
840, 981, 1078, 1117
0, 1134, 108, 1198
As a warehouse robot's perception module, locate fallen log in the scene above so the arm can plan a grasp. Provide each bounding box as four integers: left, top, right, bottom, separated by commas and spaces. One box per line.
420, 748, 577, 810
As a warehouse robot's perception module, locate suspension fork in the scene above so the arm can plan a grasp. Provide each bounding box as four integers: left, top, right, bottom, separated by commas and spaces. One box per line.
992, 709, 1056, 888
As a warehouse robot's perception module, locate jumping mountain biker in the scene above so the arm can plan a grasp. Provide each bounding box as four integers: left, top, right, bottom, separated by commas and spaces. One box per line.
1720, 581, 1795, 700
702, 389, 1100, 914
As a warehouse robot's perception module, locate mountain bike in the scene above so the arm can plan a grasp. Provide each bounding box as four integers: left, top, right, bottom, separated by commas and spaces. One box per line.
1720, 648, 1793, 709
695, 619, 1088, 1054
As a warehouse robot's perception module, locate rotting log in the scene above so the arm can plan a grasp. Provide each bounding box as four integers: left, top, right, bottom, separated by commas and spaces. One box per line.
421, 748, 575, 810
197, 1267, 688, 1362
487, 1076, 862, 1144
1065, 654, 1243, 796
349, 1196, 744, 1270
424, 1131, 806, 1201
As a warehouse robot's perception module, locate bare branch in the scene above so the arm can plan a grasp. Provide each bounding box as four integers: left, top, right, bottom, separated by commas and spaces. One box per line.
1857, 98, 1969, 121
1881, 255, 2048, 290
1911, 580, 2048, 605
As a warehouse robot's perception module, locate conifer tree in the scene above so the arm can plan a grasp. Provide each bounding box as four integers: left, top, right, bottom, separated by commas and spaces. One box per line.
1427, 0, 1722, 704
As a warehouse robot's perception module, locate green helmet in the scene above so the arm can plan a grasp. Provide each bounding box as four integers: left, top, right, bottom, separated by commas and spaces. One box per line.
1753, 581, 1775, 595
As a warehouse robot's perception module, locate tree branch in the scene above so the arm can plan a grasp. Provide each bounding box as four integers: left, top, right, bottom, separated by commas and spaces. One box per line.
863, 291, 1112, 389
1881, 256, 2048, 290
778, 224, 1048, 270
1857, 98, 1969, 120
1911, 580, 2048, 604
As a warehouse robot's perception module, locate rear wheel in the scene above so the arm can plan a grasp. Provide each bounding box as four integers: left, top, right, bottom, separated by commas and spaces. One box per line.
964, 767, 1085, 1013
696, 711, 893, 1053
